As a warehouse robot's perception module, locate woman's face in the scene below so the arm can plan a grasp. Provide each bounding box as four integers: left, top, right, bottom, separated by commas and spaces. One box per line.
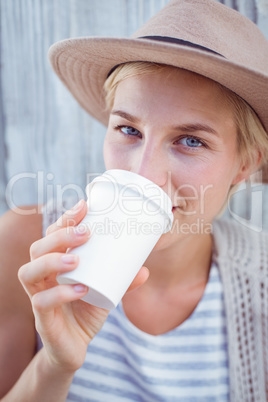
103, 67, 246, 247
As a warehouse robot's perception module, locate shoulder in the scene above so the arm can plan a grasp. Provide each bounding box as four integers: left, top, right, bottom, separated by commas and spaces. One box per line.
213, 217, 268, 240
0, 205, 43, 251
0, 205, 43, 312
0, 205, 43, 319
0, 206, 43, 396
0, 205, 43, 311
213, 218, 268, 270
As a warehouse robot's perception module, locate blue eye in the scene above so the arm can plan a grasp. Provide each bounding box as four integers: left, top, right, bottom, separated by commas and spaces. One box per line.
180, 136, 203, 148
120, 126, 141, 137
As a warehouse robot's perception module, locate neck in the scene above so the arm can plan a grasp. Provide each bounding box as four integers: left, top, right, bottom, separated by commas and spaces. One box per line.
122, 232, 213, 335
143, 232, 213, 289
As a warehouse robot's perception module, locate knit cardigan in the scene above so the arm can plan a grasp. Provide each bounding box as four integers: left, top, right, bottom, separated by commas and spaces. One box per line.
42, 202, 268, 401
213, 219, 268, 401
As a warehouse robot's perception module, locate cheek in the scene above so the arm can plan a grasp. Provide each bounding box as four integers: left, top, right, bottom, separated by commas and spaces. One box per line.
103, 136, 129, 170
172, 167, 233, 219
194, 174, 234, 218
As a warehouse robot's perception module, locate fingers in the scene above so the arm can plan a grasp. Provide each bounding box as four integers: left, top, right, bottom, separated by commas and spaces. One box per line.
19, 253, 79, 294
32, 284, 88, 315
46, 199, 88, 236
127, 266, 150, 292
30, 225, 90, 260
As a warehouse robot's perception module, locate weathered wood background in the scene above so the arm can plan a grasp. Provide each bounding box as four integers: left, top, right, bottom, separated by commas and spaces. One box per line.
0, 0, 268, 229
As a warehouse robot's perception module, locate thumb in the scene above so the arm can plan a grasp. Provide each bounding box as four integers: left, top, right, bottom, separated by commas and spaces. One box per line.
127, 266, 150, 292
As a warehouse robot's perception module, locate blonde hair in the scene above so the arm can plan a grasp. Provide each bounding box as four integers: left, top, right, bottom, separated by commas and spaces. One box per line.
104, 61, 268, 171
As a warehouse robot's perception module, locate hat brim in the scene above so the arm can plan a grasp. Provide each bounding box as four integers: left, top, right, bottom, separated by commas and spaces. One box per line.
49, 37, 268, 134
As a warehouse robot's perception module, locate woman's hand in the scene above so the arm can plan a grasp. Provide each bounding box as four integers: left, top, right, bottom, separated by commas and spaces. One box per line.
18, 200, 149, 375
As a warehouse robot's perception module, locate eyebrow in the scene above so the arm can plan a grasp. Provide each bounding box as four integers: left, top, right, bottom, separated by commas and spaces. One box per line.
174, 123, 219, 136
111, 109, 219, 137
111, 110, 139, 124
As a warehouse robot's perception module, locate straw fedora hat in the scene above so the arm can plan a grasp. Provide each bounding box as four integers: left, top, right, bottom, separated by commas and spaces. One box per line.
48, 0, 268, 135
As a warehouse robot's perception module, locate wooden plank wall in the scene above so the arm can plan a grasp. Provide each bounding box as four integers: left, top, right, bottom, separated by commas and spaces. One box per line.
0, 0, 268, 229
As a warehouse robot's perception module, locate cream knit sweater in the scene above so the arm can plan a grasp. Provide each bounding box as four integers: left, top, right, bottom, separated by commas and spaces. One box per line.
213, 219, 268, 401
42, 202, 268, 401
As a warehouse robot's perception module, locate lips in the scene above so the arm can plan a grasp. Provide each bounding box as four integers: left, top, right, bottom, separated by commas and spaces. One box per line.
172, 201, 186, 212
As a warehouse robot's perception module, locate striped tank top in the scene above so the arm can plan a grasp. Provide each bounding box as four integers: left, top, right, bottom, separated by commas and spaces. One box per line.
66, 263, 229, 401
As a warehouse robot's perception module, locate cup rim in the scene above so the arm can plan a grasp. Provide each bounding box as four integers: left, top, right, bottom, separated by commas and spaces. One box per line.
86, 169, 174, 232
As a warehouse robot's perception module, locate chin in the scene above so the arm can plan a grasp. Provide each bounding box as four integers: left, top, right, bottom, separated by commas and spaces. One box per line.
150, 230, 180, 253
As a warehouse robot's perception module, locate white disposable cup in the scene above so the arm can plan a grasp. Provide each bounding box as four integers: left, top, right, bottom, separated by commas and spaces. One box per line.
57, 169, 173, 309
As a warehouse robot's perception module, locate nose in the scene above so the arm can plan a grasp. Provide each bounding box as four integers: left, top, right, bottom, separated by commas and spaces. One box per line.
131, 141, 168, 188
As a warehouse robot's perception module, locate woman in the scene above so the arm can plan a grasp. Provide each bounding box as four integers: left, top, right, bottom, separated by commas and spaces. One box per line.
1, 0, 268, 400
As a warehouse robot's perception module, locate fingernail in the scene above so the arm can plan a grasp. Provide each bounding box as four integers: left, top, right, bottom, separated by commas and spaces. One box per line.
73, 284, 88, 293
74, 225, 90, 236
61, 254, 78, 264
71, 200, 83, 211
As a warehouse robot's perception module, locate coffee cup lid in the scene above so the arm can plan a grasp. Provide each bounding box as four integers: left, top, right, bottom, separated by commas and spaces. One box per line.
86, 169, 174, 233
